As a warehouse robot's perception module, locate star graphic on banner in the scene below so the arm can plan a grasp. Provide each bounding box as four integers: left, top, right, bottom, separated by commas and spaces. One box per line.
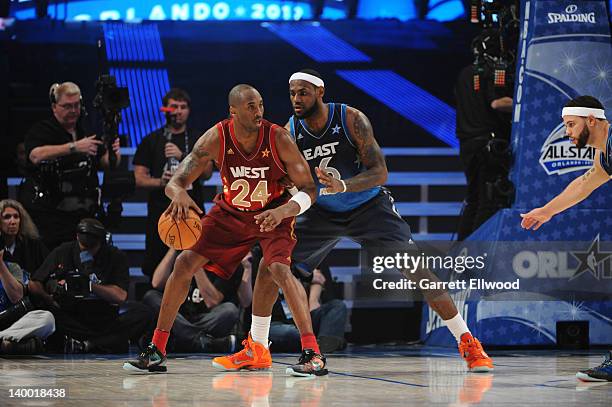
591, 219, 601, 230
570, 234, 612, 281
332, 125, 341, 134
261, 148, 270, 158
532, 98, 542, 109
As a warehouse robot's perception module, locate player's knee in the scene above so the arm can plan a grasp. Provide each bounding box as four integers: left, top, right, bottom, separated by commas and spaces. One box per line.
173, 252, 201, 279
268, 263, 293, 286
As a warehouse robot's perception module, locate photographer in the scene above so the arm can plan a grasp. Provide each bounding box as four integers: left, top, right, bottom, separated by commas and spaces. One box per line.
20, 82, 121, 250
455, 63, 513, 240
0, 199, 48, 276
133, 88, 211, 278
28, 218, 153, 353
0, 254, 55, 354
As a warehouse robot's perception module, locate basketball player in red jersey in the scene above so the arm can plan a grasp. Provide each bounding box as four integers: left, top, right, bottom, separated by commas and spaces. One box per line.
124, 84, 328, 376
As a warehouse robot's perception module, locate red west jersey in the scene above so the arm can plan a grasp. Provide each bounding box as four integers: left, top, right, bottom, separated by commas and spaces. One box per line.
216, 118, 287, 211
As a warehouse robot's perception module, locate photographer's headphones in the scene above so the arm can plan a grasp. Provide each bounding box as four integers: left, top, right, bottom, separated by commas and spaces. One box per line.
49, 82, 84, 106
49, 83, 59, 104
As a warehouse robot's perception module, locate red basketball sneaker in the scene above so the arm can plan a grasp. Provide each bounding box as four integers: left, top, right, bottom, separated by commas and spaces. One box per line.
459, 333, 494, 372
212, 333, 272, 371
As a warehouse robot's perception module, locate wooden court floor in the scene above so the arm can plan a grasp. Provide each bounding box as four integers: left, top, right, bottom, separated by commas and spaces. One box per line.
1, 348, 610, 406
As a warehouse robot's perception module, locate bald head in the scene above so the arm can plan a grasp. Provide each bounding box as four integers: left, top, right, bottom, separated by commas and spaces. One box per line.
228, 84, 259, 106
228, 84, 264, 132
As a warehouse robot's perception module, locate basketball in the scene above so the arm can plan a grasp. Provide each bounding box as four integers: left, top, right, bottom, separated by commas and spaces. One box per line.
158, 209, 202, 250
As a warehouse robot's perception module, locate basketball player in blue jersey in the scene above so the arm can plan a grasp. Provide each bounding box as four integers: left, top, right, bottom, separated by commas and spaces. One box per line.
521, 96, 611, 382
246, 69, 493, 372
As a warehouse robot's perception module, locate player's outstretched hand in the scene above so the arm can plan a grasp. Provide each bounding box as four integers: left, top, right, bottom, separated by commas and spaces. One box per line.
520, 207, 553, 231
165, 190, 202, 221
315, 167, 345, 195
254, 208, 284, 232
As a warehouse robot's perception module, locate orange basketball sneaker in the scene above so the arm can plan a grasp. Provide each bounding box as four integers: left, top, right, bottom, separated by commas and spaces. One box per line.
459, 333, 494, 372
212, 333, 272, 371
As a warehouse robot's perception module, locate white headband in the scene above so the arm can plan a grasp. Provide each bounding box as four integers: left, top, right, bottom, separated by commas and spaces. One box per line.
561, 107, 606, 120
289, 72, 324, 88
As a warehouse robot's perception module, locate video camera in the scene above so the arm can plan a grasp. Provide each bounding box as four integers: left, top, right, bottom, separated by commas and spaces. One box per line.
92, 74, 129, 120
48, 268, 94, 301
92, 74, 129, 166
0, 298, 34, 331
470, 1, 519, 93
92, 74, 135, 228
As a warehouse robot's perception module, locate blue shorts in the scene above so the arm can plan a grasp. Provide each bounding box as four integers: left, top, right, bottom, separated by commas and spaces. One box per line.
292, 188, 414, 272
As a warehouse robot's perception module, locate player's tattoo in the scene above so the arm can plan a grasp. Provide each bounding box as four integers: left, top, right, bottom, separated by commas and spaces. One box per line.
176, 153, 198, 182
581, 166, 595, 182
174, 129, 214, 183
342, 108, 387, 192
351, 111, 384, 169
193, 145, 211, 159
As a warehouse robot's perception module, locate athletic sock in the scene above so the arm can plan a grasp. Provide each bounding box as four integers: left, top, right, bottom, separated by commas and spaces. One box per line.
152, 328, 170, 355
251, 315, 271, 349
300, 332, 320, 354
443, 312, 470, 343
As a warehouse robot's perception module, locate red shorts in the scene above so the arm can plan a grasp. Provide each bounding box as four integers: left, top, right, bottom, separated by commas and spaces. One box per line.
191, 194, 296, 279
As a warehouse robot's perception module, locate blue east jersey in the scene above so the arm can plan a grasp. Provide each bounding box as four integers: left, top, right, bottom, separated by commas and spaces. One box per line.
600, 124, 612, 176
289, 103, 380, 212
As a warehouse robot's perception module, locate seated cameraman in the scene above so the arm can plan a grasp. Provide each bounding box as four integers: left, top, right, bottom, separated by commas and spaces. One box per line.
142, 247, 253, 353
0, 256, 55, 355
21, 82, 121, 250
133, 88, 212, 278
28, 218, 154, 353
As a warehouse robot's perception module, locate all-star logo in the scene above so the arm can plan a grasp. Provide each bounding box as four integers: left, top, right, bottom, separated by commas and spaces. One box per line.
539, 123, 596, 175
569, 234, 612, 281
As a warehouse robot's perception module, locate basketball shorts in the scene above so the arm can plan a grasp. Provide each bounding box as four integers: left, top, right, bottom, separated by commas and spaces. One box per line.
191, 194, 296, 279
292, 188, 415, 272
